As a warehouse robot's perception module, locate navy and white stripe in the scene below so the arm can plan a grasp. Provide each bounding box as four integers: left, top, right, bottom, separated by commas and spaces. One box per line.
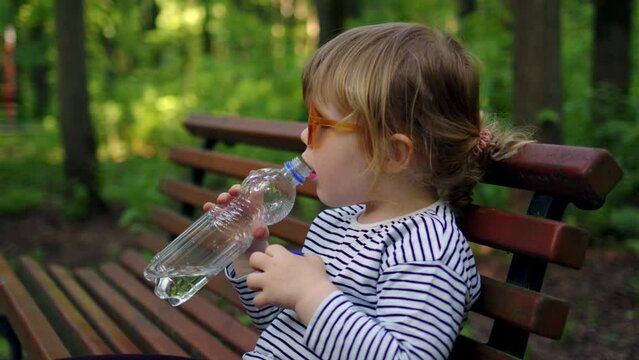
225, 201, 481, 359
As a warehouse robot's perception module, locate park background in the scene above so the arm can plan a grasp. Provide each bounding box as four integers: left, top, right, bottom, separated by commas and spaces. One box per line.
0, 0, 637, 358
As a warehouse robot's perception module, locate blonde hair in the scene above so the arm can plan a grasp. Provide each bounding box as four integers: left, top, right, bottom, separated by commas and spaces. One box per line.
302, 23, 533, 208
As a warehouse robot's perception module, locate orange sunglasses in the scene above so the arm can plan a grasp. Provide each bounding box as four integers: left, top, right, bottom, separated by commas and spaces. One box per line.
307, 104, 360, 147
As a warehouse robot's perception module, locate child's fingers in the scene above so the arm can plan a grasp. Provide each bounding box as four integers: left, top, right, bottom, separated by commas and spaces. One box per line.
228, 184, 241, 196
252, 225, 269, 241
202, 202, 215, 211
249, 251, 271, 271
216, 192, 232, 205
216, 184, 242, 206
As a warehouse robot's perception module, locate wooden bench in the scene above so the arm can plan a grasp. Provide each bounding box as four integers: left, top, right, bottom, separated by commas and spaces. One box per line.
0, 114, 623, 359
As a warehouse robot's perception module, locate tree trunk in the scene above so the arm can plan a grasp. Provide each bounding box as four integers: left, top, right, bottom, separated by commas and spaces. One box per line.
509, 0, 563, 214
592, 0, 634, 126
315, 0, 360, 46
29, 22, 49, 119
202, 0, 213, 54
53, 0, 103, 212
513, 0, 563, 144
142, 0, 160, 31
458, 0, 477, 18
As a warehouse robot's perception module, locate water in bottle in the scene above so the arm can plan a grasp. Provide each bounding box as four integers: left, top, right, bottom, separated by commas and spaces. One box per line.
144, 156, 312, 306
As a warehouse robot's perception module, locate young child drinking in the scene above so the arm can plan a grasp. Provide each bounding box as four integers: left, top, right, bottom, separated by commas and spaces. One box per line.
207, 22, 531, 360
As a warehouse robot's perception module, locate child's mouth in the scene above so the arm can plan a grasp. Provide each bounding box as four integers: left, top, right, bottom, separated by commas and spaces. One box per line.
307, 170, 317, 181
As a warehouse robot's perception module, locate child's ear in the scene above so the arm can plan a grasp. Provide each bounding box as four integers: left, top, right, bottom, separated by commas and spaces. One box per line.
384, 134, 414, 173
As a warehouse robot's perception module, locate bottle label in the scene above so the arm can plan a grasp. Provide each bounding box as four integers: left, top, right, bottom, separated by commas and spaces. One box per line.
285, 161, 305, 184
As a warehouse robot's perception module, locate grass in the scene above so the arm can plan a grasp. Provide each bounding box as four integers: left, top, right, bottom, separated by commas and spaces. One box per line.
0, 123, 182, 230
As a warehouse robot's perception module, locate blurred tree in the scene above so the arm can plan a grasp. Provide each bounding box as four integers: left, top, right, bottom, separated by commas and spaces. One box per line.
509, 0, 563, 214
458, 0, 476, 18
592, 0, 634, 126
53, 0, 103, 212
141, 0, 159, 31
27, 17, 49, 119
512, 0, 563, 144
315, 0, 360, 45
202, 0, 213, 54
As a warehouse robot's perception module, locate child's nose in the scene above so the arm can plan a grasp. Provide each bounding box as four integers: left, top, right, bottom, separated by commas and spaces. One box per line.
300, 127, 309, 146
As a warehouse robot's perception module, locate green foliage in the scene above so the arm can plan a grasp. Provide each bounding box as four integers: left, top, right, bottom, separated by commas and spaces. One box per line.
0, 0, 637, 246
101, 156, 178, 231
0, 185, 46, 214
63, 181, 91, 219
536, 108, 561, 125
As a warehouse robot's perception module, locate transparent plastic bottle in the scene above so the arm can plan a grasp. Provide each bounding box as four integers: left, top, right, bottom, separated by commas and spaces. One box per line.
144, 156, 312, 306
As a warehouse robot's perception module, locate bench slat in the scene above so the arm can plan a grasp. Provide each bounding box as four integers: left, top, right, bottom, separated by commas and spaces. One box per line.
183, 116, 623, 206
119, 249, 259, 353
138, 232, 167, 253
75, 268, 189, 356
159, 178, 309, 245
156, 183, 587, 269
151, 206, 192, 236
151, 206, 567, 338
48, 264, 141, 354
169, 145, 318, 199
0, 254, 71, 359
17, 257, 112, 355
484, 144, 623, 209
460, 205, 589, 269
185, 114, 307, 152
451, 335, 517, 360
99, 263, 240, 360
472, 276, 568, 339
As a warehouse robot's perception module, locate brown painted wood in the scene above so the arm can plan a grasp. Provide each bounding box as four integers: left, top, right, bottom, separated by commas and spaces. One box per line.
159, 178, 220, 210
184, 114, 307, 152
119, 249, 259, 353
151, 206, 191, 235
48, 264, 141, 354
267, 216, 309, 246
184, 117, 622, 206
74, 268, 189, 356
137, 232, 167, 253
17, 257, 111, 355
472, 276, 569, 339
484, 144, 623, 208
459, 205, 589, 268
451, 335, 517, 360
168, 146, 318, 199
99, 263, 241, 360
205, 273, 245, 309
0, 254, 70, 359
159, 179, 310, 244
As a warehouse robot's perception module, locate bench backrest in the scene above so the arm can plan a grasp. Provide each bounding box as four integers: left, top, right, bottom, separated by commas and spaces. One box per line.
146, 114, 623, 360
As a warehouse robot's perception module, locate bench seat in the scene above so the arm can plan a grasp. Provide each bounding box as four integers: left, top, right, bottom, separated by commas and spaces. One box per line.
0, 114, 623, 359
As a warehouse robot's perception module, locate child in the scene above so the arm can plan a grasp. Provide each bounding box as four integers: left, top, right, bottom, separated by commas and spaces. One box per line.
208, 22, 530, 360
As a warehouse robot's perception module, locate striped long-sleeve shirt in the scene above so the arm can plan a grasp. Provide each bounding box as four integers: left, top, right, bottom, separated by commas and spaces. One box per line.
225, 201, 481, 360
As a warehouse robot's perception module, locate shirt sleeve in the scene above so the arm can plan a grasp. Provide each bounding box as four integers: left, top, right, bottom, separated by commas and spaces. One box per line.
224, 264, 283, 331
303, 261, 468, 360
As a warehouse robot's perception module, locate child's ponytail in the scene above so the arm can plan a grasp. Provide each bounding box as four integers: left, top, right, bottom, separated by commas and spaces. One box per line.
445, 114, 534, 209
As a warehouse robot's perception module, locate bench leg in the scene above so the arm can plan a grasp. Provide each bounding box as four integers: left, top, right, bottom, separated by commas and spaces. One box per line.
0, 315, 22, 360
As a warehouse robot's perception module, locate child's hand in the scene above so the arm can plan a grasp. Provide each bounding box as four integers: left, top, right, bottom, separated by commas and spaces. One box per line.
247, 245, 338, 325
202, 184, 269, 277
